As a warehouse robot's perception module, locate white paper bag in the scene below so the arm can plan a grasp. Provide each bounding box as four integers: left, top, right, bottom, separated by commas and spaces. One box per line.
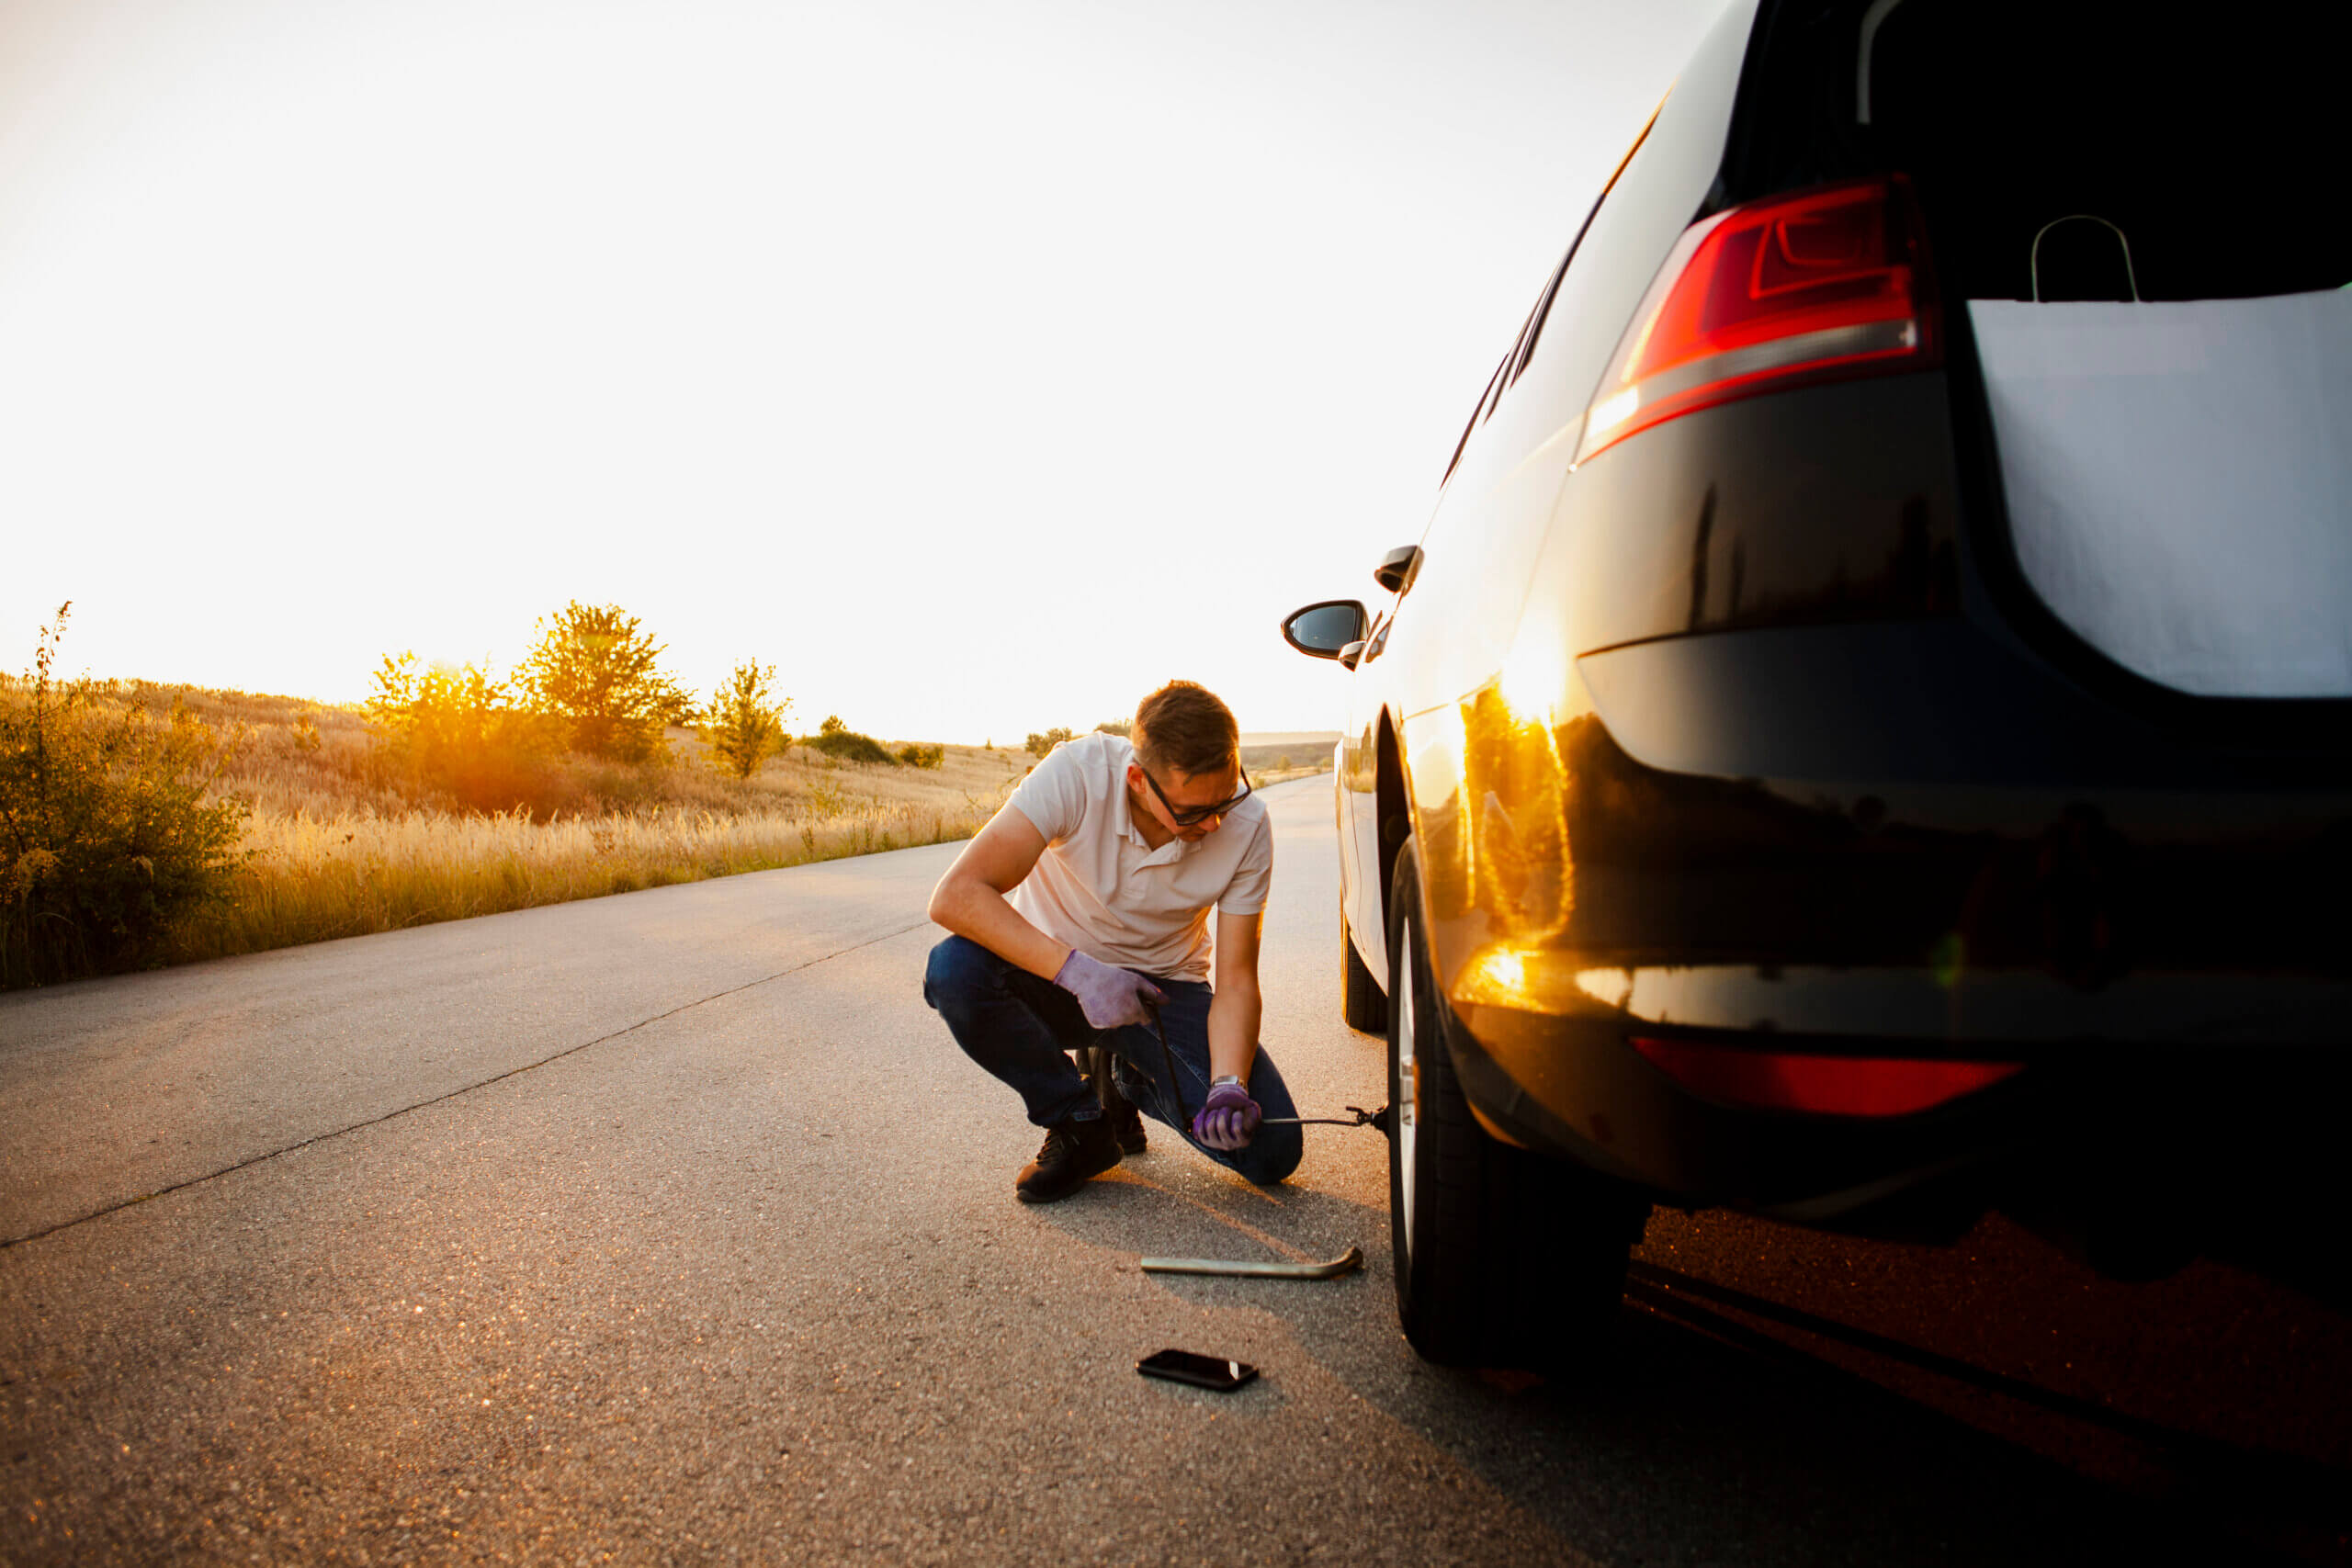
1970, 290, 2352, 699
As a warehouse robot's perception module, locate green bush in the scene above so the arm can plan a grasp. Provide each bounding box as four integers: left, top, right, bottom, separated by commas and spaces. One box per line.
1024, 727, 1074, 758
701, 661, 792, 780
805, 724, 898, 765
1, 605, 249, 987
897, 742, 944, 769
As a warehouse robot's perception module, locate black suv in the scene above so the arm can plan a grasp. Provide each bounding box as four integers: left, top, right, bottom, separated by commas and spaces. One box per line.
1283, 0, 2351, 1371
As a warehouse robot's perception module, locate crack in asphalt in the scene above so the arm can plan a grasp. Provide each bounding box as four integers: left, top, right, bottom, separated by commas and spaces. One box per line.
1, 917, 934, 1251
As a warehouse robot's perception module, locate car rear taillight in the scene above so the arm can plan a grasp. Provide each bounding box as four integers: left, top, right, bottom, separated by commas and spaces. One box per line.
1631, 1036, 2018, 1118
1577, 175, 1939, 464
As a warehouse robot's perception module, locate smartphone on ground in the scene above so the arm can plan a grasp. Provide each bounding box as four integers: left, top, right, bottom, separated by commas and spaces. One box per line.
1136, 1348, 1259, 1393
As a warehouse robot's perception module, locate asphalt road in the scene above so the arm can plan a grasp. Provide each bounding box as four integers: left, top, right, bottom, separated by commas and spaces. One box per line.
3, 779, 2346, 1565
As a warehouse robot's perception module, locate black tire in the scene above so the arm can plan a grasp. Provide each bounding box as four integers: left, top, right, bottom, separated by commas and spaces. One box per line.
1340, 907, 1388, 1033
1386, 840, 1645, 1371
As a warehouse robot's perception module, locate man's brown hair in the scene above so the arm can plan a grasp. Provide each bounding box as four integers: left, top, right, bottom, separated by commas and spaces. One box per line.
1132, 680, 1238, 777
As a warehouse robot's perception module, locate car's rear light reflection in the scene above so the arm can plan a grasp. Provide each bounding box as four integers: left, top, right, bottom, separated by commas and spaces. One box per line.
1577, 175, 1940, 464
1631, 1035, 2019, 1117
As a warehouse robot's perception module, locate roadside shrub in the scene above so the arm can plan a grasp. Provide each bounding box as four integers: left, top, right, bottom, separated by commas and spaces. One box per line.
897, 742, 944, 769
701, 660, 792, 780
805, 718, 898, 765
365, 652, 564, 816
1024, 727, 1074, 757
0, 605, 249, 987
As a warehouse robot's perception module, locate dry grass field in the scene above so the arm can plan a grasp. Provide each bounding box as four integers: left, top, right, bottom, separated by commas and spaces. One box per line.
173, 708, 1024, 967
7, 679, 1330, 979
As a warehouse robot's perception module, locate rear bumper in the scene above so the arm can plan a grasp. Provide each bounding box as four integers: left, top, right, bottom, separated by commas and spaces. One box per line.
1398, 617, 2352, 1218
1447, 975, 2351, 1226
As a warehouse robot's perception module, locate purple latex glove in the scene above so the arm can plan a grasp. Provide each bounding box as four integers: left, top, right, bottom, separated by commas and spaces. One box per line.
1191, 1080, 1261, 1152
1054, 949, 1167, 1031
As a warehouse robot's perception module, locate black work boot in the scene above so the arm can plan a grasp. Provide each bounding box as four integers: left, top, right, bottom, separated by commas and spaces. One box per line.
1014, 1114, 1123, 1204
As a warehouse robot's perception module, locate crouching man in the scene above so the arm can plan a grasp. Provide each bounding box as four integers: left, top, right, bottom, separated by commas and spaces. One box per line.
923, 680, 1303, 1202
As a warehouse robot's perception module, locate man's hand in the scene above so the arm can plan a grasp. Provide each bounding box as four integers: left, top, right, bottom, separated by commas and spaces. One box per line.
1054, 949, 1166, 1031
1191, 1079, 1261, 1151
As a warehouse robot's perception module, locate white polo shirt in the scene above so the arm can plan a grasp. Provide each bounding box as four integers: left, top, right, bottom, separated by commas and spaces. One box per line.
1005, 732, 1272, 981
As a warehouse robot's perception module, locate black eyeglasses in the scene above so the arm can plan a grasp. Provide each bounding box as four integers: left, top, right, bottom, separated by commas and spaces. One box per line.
1139, 764, 1251, 828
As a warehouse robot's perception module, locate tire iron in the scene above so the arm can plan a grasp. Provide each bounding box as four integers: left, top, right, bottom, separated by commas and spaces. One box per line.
1261, 1104, 1393, 1132
1140, 1246, 1363, 1280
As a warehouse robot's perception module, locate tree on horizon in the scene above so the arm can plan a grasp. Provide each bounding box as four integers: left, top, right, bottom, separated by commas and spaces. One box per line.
515, 602, 693, 763
701, 660, 791, 779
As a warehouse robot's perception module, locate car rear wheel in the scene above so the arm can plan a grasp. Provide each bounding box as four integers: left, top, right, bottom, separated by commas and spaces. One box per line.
1340, 907, 1387, 1033
1387, 840, 1644, 1371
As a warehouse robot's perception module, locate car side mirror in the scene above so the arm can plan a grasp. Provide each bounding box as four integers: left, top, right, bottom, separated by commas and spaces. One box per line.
1282, 600, 1369, 660
1374, 545, 1424, 594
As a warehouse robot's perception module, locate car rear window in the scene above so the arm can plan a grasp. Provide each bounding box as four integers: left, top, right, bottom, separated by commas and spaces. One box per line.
1736, 0, 2347, 303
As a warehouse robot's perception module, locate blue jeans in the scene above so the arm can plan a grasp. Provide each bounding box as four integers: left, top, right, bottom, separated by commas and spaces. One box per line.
922, 934, 1303, 1187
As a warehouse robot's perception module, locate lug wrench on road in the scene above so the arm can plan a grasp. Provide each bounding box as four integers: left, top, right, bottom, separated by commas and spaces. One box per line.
1141, 1246, 1363, 1280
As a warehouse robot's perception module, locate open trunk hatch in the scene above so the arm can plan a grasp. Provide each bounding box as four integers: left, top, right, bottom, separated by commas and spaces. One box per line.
1736, 1, 2351, 702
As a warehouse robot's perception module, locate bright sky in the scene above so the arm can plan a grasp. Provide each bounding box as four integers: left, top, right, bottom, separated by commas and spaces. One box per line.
0, 0, 1723, 744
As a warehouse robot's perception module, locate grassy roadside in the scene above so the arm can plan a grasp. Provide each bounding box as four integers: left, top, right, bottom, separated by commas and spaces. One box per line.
158, 695, 1023, 967
166, 794, 1001, 966
5, 679, 1332, 981
178, 757, 1333, 966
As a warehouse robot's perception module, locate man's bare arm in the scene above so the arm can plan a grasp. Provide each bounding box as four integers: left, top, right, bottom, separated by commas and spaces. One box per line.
1206, 908, 1264, 1084
925, 806, 1069, 979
